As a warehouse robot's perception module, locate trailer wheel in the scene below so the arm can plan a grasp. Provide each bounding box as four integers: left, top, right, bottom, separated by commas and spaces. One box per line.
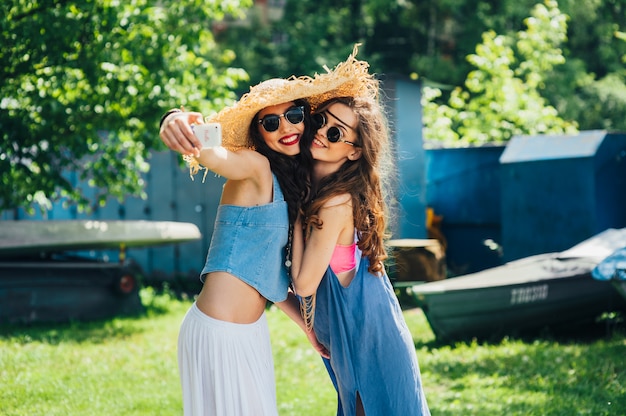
116, 274, 136, 295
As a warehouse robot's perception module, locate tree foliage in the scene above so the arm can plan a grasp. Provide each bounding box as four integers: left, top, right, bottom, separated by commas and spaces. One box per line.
219, 0, 626, 138
2, 0, 625, 213
422, 1, 578, 146
541, 1, 626, 132
0, 0, 251, 214
214, 0, 361, 87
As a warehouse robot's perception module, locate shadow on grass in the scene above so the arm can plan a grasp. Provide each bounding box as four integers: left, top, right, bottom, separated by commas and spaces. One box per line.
0, 313, 145, 344
415, 312, 626, 350
0, 285, 185, 345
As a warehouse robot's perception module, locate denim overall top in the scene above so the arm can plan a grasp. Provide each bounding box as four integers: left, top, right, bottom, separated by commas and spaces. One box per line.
314, 249, 431, 416
200, 174, 290, 303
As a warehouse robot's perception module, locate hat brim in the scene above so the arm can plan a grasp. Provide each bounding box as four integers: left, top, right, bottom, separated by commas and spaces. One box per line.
208, 44, 378, 151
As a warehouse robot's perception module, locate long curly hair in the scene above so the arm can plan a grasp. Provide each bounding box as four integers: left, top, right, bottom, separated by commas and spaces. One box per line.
302, 96, 393, 274
248, 98, 313, 225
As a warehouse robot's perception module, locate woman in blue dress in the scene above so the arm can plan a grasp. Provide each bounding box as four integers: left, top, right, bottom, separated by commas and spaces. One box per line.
290, 93, 431, 415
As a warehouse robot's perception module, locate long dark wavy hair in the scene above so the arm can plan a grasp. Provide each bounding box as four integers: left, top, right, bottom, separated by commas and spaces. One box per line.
301, 96, 392, 274
248, 98, 314, 225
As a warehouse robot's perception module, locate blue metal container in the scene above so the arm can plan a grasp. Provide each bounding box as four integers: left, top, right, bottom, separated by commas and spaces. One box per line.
500, 130, 626, 261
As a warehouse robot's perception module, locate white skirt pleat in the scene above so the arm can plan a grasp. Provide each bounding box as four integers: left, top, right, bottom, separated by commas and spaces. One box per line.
178, 302, 278, 416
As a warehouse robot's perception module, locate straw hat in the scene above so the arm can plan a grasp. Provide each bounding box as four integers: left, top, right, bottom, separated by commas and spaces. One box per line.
208, 44, 379, 151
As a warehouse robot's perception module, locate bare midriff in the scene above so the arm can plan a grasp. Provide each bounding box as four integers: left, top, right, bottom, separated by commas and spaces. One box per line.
195, 272, 267, 324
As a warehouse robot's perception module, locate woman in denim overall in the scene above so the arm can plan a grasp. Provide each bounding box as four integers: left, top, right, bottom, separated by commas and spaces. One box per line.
160, 89, 318, 415
290, 96, 431, 416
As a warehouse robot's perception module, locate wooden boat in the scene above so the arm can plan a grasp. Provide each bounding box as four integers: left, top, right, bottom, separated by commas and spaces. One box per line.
0, 220, 201, 324
409, 228, 626, 342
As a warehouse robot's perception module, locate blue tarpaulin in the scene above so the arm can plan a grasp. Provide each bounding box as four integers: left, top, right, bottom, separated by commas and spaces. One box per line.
593, 247, 626, 281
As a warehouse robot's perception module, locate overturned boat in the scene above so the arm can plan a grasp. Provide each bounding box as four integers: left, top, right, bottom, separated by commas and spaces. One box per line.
0, 220, 201, 324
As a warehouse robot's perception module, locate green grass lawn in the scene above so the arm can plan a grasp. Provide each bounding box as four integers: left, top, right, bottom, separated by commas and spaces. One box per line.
1, 288, 625, 415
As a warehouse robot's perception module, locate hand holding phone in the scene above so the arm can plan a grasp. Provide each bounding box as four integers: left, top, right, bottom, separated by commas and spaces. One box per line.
192, 123, 222, 149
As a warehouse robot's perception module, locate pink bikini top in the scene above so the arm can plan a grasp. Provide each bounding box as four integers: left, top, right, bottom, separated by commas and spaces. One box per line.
330, 243, 357, 274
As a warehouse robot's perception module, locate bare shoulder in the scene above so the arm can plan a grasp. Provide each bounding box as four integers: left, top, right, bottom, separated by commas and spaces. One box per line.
317, 194, 354, 242
323, 193, 352, 209
319, 194, 352, 219
228, 148, 272, 184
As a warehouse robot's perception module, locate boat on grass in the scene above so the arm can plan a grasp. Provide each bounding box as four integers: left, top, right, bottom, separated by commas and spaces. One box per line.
0, 254, 144, 324
0, 220, 201, 324
409, 228, 626, 342
0, 219, 201, 258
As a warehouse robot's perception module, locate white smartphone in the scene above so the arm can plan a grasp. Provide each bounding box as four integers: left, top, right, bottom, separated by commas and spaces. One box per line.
192, 123, 222, 149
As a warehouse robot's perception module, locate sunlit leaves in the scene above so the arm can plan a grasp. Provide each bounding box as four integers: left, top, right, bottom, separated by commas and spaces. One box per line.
0, 0, 250, 214
423, 1, 578, 147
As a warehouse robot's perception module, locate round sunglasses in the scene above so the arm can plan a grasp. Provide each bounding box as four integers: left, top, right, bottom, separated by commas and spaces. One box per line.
257, 106, 305, 132
312, 112, 359, 147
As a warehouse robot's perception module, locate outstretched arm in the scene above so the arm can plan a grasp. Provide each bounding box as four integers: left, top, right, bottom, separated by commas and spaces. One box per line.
160, 110, 267, 181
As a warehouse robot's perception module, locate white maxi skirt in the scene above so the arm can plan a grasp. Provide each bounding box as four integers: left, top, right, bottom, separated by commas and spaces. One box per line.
178, 302, 278, 416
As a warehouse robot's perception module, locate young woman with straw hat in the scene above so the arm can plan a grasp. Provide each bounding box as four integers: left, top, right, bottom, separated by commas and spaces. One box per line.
159, 46, 376, 416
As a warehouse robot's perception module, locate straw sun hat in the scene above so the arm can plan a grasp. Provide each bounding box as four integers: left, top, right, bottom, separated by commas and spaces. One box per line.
207, 44, 379, 151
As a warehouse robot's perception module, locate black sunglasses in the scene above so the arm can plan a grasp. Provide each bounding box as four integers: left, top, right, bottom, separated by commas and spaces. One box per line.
312, 112, 359, 147
258, 106, 305, 132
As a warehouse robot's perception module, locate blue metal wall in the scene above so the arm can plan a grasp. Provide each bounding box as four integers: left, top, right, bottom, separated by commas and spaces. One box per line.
425, 145, 506, 275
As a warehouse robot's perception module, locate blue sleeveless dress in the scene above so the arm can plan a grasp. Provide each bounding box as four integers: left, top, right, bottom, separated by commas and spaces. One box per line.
314, 251, 431, 416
